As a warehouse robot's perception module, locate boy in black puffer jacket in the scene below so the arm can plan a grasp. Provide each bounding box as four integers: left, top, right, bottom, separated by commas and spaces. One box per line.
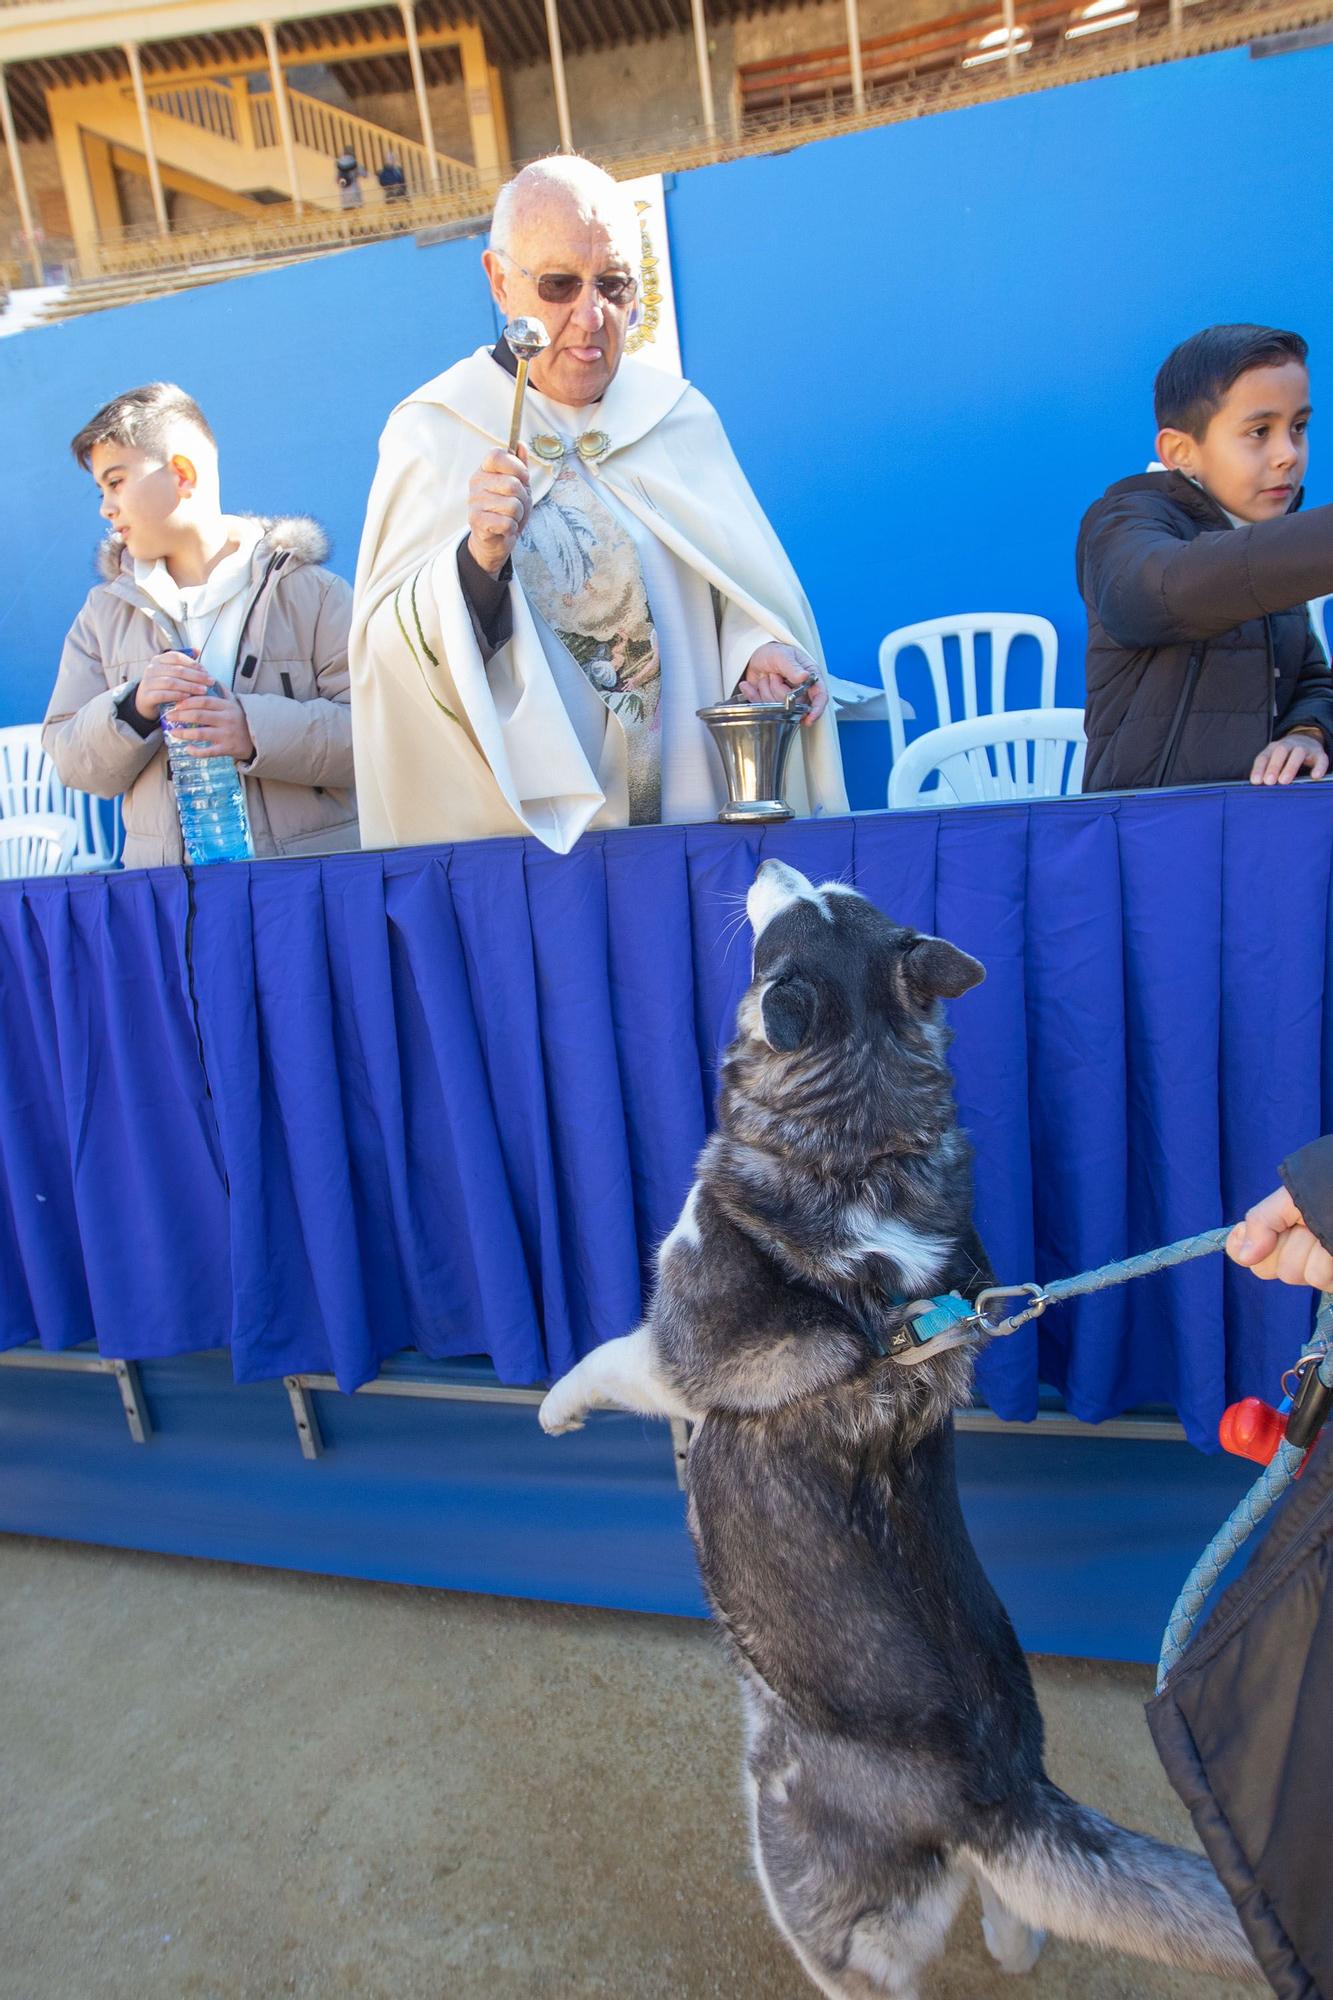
1079, 324, 1333, 791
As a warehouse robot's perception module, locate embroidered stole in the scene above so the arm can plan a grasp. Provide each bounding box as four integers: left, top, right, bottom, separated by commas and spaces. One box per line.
512, 461, 663, 825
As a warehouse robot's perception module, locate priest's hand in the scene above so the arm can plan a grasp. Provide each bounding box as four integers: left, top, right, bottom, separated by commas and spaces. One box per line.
467, 446, 532, 577
735, 642, 828, 727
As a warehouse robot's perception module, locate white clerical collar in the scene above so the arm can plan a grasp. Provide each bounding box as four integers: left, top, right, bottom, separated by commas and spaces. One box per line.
526, 387, 603, 436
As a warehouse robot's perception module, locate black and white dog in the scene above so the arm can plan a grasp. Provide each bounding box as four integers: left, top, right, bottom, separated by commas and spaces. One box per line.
539, 860, 1257, 1997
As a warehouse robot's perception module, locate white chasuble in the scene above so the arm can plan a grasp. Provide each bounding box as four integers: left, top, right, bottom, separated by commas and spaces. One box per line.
350, 346, 849, 852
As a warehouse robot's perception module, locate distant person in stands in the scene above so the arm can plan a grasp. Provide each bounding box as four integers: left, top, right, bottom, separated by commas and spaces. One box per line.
1078, 323, 1333, 791
378, 151, 407, 204
334, 149, 365, 209
42, 381, 358, 867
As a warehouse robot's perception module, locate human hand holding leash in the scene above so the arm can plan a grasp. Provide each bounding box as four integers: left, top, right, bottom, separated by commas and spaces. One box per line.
1228, 1185, 1333, 1289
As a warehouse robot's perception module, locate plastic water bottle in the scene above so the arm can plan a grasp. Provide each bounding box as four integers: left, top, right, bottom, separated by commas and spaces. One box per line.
160, 660, 254, 865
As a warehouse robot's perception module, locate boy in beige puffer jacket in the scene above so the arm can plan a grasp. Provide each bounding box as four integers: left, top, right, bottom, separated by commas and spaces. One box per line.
43, 380, 358, 868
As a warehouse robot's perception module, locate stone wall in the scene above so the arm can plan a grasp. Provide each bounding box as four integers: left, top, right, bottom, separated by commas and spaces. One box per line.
0, 136, 68, 276
344, 80, 475, 166
503, 24, 740, 159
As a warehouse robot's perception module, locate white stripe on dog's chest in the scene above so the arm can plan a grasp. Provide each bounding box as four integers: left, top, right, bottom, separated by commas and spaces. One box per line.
658, 1183, 702, 1266
833, 1206, 951, 1291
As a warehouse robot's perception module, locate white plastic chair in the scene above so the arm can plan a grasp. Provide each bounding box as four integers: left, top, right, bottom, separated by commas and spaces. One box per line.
0, 812, 79, 879
887, 709, 1087, 809
877, 613, 1059, 772
1309, 595, 1332, 665
0, 724, 49, 817
0, 723, 122, 870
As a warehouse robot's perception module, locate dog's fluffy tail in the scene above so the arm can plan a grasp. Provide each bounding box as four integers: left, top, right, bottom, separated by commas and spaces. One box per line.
963, 1780, 1259, 1981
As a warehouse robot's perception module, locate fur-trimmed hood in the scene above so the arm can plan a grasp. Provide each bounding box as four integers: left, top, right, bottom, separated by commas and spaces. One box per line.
95, 513, 331, 583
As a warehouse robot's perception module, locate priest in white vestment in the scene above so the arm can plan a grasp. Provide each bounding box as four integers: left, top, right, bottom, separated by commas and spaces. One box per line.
350, 155, 848, 852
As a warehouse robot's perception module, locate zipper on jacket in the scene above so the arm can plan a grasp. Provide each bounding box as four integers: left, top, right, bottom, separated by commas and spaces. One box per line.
1155, 644, 1207, 787
226, 550, 289, 686
1265, 616, 1277, 728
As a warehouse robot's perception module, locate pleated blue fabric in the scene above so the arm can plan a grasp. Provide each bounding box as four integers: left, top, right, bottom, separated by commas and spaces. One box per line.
1, 786, 1325, 1446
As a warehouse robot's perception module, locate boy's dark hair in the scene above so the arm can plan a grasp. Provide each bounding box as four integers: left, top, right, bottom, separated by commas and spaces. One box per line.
1155, 325, 1309, 440
70, 382, 215, 471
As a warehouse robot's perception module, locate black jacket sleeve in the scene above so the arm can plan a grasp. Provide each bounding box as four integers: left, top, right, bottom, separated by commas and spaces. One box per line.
1280, 1135, 1333, 1256
1085, 497, 1333, 650
456, 542, 514, 661
114, 682, 159, 740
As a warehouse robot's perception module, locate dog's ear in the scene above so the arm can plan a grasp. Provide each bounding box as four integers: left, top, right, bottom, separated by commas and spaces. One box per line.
903, 935, 985, 1001
761, 974, 818, 1051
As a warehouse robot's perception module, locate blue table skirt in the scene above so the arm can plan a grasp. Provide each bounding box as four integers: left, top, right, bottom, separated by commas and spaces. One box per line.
2, 786, 1327, 1449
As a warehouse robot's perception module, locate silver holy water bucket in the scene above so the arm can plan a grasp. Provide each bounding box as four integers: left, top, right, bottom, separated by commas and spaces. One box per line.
696, 685, 811, 824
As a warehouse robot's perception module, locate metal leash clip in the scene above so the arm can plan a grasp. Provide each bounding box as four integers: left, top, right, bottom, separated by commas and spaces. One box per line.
971, 1283, 1048, 1338
1286, 1353, 1333, 1452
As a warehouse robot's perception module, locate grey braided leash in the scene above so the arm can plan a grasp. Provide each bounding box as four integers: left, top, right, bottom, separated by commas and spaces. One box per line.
974, 1226, 1233, 1336
904, 1225, 1333, 1688
1156, 1294, 1333, 1691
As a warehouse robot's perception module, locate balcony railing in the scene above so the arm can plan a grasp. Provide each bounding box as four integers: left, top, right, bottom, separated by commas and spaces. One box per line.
148, 81, 239, 142
22, 0, 1333, 299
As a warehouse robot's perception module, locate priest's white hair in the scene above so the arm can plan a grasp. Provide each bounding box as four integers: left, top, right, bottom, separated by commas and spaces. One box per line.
489, 155, 640, 268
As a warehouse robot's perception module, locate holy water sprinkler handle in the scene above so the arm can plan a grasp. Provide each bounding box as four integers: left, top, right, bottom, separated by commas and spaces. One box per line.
503, 316, 550, 454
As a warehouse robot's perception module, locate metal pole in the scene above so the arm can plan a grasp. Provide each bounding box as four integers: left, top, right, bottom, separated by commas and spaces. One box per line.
844, 0, 866, 113
261, 20, 304, 217
543, 0, 574, 152
1169, 0, 1183, 37
689, 0, 717, 140
0, 64, 42, 285
399, 0, 440, 192
124, 41, 168, 235
1003, 0, 1017, 74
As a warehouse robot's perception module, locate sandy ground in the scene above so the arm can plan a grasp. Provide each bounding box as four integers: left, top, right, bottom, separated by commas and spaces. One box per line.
1, 1535, 1256, 2000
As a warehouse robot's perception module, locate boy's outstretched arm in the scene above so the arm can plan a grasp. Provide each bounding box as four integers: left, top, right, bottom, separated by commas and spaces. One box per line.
1086, 494, 1333, 650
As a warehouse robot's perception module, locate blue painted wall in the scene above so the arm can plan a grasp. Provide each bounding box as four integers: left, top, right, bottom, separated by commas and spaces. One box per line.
3, 42, 1331, 806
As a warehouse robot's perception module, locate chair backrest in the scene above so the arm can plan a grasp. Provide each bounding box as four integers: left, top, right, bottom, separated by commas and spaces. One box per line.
887, 708, 1087, 810
0, 811, 79, 880
0, 724, 54, 817
0, 722, 123, 869
877, 613, 1059, 768
54, 784, 123, 870
1310, 595, 1332, 666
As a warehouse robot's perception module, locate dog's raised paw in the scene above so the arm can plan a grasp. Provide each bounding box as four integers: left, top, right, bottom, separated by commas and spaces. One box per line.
538, 1389, 585, 1436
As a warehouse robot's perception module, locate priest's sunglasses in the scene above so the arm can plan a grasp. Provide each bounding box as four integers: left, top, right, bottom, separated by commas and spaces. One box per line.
497, 249, 638, 307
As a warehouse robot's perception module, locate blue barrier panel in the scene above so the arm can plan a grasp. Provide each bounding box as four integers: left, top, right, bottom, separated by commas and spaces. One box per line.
0, 786, 1326, 1448
0, 1350, 1256, 1662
